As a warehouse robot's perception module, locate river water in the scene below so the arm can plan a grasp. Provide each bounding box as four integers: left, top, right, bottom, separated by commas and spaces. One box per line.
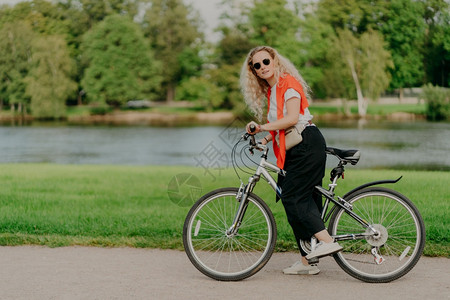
0, 120, 449, 170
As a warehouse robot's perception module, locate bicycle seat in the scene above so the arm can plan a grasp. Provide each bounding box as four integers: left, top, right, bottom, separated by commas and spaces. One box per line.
326, 147, 361, 165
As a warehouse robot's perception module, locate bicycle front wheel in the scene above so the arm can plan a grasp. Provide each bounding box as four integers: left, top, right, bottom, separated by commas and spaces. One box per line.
183, 188, 277, 281
329, 187, 425, 283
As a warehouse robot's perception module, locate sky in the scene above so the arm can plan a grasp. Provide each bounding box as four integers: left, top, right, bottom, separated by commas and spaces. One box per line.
0, 0, 224, 42
185, 0, 223, 42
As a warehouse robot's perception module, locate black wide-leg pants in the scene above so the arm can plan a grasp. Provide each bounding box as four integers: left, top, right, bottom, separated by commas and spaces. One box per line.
278, 126, 327, 257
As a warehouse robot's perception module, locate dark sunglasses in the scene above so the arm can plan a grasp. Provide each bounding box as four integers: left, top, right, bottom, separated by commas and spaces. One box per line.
253, 58, 271, 70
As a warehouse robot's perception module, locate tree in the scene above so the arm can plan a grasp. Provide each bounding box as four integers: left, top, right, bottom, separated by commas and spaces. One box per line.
0, 0, 89, 106
212, 28, 255, 113
328, 29, 392, 116
381, 0, 426, 99
315, 0, 390, 33
422, 0, 450, 87
142, 0, 202, 102
25, 35, 77, 119
206, 63, 245, 113
360, 29, 393, 102
0, 0, 75, 37
247, 0, 302, 66
296, 10, 335, 98
81, 14, 162, 106
331, 29, 366, 115
0, 21, 35, 113
216, 28, 255, 66
77, 0, 140, 28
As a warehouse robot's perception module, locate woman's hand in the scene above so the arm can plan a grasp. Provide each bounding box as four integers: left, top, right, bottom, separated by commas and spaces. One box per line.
246, 121, 262, 134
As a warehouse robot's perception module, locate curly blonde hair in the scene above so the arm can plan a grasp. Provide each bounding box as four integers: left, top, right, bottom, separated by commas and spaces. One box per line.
240, 46, 312, 121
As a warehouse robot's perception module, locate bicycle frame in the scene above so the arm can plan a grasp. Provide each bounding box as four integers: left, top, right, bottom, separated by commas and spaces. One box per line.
227, 141, 380, 240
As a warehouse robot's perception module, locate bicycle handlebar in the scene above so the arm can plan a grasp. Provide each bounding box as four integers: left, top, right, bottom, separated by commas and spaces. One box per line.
243, 125, 256, 145
243, 125, 267, 154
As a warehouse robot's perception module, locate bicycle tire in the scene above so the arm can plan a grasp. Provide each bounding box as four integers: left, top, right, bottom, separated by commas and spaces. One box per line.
329, 187, 425, 283
183, 187, 277, 281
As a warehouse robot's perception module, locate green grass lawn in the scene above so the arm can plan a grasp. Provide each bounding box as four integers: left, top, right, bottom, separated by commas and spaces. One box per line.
0, 164, 448, 256
310, 102, 426, 116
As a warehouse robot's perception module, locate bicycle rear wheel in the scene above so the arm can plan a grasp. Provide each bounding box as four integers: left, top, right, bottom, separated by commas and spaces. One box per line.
329, 187, 425, 283
183, 188, 277, 281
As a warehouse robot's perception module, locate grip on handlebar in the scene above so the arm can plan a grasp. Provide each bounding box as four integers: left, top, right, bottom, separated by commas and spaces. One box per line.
249, 124, 256, 133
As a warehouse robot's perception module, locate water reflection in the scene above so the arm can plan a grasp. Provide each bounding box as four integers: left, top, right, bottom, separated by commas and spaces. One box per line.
0, 120, 449, 170
319, 120, 450, 170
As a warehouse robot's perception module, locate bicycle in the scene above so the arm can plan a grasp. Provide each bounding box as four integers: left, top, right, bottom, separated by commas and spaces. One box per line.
183, 128, 425, 283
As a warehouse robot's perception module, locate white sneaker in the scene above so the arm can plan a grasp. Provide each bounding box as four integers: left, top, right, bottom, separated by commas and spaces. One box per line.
283, 261, 320, 275
306, 242, 343, 260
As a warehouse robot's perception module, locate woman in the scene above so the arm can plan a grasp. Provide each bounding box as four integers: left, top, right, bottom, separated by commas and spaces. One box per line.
240, 46, 342, 275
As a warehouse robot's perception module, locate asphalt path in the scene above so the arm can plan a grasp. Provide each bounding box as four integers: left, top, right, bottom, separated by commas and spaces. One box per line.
0, 246, 448, 300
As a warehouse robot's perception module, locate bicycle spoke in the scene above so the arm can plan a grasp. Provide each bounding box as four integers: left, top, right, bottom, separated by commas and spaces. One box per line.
329, 188, 424, 283
184, 189, 276, 281
196, 215, 226, 233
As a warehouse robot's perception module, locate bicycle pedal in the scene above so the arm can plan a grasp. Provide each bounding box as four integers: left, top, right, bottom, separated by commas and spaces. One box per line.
307, 257, 319, 265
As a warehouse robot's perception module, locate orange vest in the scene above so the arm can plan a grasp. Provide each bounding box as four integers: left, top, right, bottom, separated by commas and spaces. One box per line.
267, 74, 309, 169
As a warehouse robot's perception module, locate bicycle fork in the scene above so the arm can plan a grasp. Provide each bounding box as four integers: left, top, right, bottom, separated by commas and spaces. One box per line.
226, 177, 259, 236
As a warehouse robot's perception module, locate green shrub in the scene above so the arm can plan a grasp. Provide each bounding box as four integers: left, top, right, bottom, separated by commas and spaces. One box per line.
420, 84, 450, 121
89, 105, 112, 115
176, 77, 226, 111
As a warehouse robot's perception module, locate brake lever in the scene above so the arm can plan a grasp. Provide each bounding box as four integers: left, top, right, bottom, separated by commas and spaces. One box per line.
244, 124, 258, 155
251, 141, 268, 155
